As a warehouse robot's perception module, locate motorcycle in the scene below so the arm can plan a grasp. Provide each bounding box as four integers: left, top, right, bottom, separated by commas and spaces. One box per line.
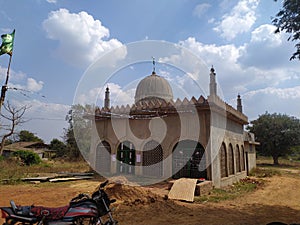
0, 180, 117, 225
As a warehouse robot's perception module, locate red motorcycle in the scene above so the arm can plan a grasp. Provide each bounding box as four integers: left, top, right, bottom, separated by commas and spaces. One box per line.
0, 181, 117, 225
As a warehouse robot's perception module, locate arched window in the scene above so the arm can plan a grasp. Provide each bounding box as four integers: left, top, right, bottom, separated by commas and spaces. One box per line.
96, 141, 111, 173
236, 145, 241, 172
228, 144, 234, 175
220, 143, 228, 178
241, 146, 245, 171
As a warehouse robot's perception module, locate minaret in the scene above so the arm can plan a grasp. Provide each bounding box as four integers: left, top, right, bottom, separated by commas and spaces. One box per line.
104, 86, 110, 109
237, 94, 243, 113
209, 66, 217, 97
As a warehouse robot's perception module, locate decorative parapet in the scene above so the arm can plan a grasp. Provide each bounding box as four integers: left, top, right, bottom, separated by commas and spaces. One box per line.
92, 94, 247, 124
93, 95, 209, 119
208, 95, 248, 125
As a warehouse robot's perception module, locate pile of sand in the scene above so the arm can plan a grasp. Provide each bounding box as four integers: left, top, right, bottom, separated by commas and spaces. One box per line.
107, 176, 139, 186
104, 176, 163, 206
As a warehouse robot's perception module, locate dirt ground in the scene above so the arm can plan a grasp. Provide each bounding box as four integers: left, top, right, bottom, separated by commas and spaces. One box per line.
0, 173, 300, 225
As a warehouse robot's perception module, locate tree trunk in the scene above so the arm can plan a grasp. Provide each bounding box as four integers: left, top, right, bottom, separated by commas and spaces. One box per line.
272, 155, 279, 165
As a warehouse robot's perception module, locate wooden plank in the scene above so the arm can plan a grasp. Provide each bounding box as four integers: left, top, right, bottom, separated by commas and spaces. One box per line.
21, 177, 52, 182
57, 172, 94, 177
49, 176, 92, 183
168, 178, 198, 202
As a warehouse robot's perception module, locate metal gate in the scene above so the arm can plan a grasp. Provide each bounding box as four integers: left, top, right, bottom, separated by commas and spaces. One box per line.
172, 140, 207, 179
142, 140, 163, 177
117, 141, 135, 174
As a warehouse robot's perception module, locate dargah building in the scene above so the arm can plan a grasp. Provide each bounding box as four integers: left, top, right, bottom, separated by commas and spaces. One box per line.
88, 66, 258, 188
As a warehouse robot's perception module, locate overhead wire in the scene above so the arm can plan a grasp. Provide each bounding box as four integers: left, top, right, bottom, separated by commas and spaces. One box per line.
3, 86, 69, 122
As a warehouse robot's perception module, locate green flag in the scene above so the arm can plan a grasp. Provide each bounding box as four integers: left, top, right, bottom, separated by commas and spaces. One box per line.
0, 29, 15, 56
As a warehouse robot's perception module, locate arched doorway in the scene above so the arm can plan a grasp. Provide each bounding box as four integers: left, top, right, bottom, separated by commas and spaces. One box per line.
142, 140, 163, 177
220, 142, 228, 178
96, 141, 111, 173
172, 140, 207, 179
117, 141, 135, 174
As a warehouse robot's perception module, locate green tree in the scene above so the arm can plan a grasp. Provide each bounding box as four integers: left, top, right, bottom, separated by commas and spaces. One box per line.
272, 0, 300, 60
49, 138, 67, 158
64, 104, 92, 160
18, 130, 43, 143
247, 112, 300, 165
13, 150, 41, 166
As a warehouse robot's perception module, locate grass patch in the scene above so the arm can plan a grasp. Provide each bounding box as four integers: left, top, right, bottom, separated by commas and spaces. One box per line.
257, 156, 300, 169
249, 167, 281, 178
0, 159, 92, 185
195, 177, 262, 203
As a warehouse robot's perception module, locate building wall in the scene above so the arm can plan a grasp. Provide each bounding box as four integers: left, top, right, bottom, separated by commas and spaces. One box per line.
90, 109, 211, 176
244, 142, 257, 175
90, 106, 248, 188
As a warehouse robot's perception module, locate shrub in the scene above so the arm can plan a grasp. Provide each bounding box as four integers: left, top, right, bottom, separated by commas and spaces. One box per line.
13, 150, 42, 166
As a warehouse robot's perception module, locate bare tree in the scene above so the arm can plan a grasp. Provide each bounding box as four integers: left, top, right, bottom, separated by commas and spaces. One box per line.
0, 101, 29, 155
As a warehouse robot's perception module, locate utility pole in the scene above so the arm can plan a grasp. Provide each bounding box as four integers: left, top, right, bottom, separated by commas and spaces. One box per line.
0, 54, 12, 112
0, 29, 15, 113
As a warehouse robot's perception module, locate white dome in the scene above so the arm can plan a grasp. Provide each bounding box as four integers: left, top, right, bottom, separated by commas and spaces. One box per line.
134, 72, 173, 103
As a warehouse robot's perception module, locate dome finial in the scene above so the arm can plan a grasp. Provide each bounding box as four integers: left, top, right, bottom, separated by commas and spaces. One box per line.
152, 56, 156, 75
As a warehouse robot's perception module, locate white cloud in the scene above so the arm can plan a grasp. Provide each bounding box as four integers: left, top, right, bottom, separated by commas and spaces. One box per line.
180, 37, 240, 66
27, 78, 44, 92
0, 66, 44, 94
193, 3, 211, 18
176, 36, 300, 120
214, 0, 259, 40
77, 82, 135, 107
2, 99, 70, 143
250, 24, 281, 46
245, 86, 300, 100
9, 77, 44, 94
46, 0, 57, 3
179, 37, 243, 87
239, 24, 296, 69
23, 102, 69, 143
43, 8, 125, 68
109, 83, 135, 106
0, 66, 26, 82
242, 86, 300, 119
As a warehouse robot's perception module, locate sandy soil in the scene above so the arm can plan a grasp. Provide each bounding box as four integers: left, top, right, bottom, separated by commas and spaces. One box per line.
0, 174, 300, 225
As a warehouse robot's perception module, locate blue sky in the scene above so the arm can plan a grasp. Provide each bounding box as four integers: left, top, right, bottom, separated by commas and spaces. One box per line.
0, 0, 299, 143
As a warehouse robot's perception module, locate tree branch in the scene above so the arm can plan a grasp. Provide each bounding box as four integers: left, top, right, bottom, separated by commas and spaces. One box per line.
0, 101, 29, 155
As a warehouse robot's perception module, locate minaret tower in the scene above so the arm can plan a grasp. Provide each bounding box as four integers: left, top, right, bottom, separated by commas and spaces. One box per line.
237, 94, 243, 113
209, 66, 217, 97
104, 86, 110, 109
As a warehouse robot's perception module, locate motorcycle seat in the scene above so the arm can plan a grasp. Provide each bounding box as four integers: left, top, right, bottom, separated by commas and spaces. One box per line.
30, 205, 69, 220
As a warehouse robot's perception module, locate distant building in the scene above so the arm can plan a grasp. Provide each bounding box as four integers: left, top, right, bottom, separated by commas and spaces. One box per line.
2, 142, 55, 159
89, 67, 258, 188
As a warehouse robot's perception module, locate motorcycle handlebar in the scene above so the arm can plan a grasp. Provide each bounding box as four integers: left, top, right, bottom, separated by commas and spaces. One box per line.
100, 180, 109, 189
